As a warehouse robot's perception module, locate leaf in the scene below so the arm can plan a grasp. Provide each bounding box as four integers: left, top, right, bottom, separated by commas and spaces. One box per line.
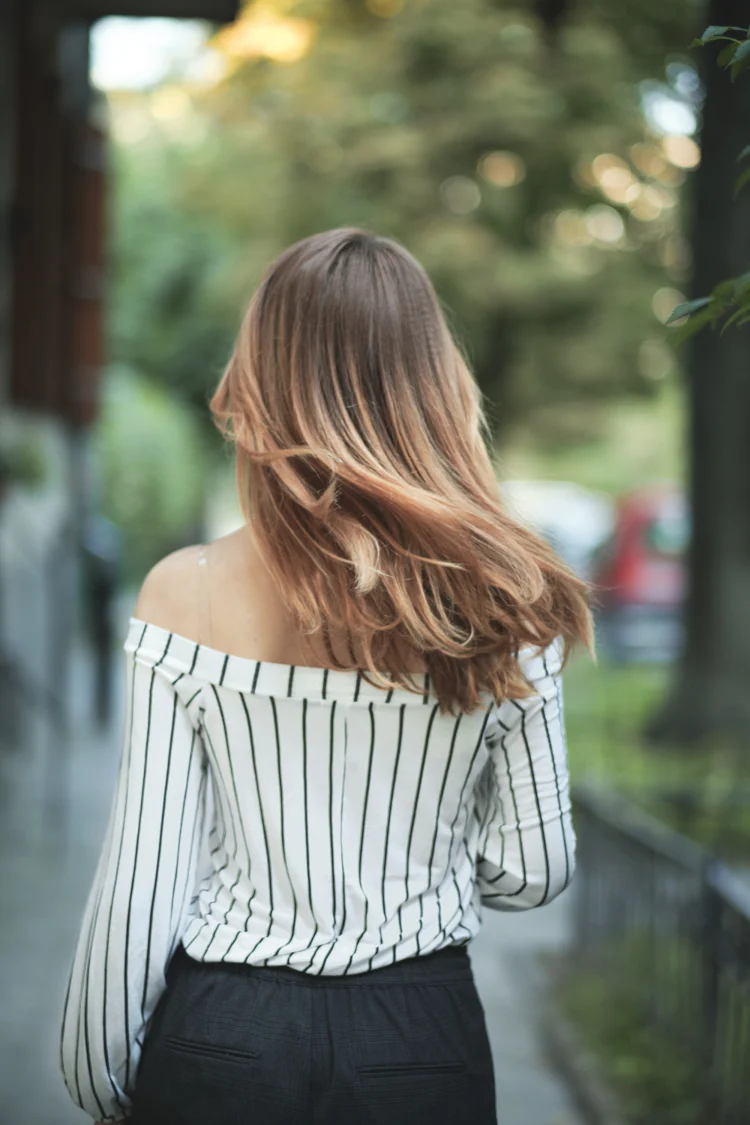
719, 307, 746, 333
718, 42, 739, 67
699, 25, 731, 40
713, 278, 738, 300
731, 56, 750, 81
734, 166, 750, 197
670, 305, 720, 343
665, 297, 712, 325
694, 24, 743, 44
733, 270, 750, 297
725, 306, 750, 329
737, 144, 750, 161
730, 37, 750, 79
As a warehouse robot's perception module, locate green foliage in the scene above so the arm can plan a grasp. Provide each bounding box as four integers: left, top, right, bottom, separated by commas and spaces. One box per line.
671, 22, 750, 338
503, 374, 686, 493
108, 139, 239, 422
208, 0, 687, 428
108, 0, 695, 442
667, 272, 750, 336
0, 435, 48, 489
556, 954, 711, 1124
690, 23, 750, 79
94, 365, 208, 584
563, 652, 750, 860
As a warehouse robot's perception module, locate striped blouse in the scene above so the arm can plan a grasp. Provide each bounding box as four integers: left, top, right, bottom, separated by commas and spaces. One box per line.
60, 616, 575, 1122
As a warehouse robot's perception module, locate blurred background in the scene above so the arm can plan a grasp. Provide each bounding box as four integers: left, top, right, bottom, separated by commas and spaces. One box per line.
1, 1, 749, 1122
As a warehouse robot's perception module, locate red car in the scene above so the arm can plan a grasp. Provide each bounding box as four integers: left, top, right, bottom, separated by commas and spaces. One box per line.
591, 484, 689, 662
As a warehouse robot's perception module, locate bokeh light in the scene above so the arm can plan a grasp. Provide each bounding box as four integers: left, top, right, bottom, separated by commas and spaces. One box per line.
638, 338, 674, 380
630, 143, 668, 178
651, 286, 686, 323
555, 210, 593, 246
585, 205, 626, 244
440, 176, 481, 214
478, 151, 526, 188
215, 10, 315, 63
660, 134, 701, 169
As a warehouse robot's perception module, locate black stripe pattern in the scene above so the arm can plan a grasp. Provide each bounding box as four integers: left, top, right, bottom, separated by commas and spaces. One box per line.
59, 619, 575, 1122
476, 637, 575, 909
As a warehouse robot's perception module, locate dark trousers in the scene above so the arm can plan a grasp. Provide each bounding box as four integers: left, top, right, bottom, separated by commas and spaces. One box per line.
131, 940, 497, 1124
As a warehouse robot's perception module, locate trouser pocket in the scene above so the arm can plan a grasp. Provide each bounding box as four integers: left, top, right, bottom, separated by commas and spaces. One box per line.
162, 1033, 260, 1062
357, 1061, 466, 1077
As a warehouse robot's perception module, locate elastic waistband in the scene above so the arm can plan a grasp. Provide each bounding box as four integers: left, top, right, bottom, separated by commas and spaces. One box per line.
172, 940, 472, 988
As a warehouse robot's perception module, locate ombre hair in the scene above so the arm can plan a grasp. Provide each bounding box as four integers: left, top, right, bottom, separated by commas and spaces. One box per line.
209, 228, 594, 714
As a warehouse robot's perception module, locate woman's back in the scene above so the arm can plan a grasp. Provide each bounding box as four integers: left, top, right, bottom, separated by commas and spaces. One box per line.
115, 530, 570, 979
148, 525, 429, 672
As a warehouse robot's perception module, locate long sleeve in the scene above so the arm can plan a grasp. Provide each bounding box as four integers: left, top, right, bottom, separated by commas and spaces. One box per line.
59, 629, 210, 1122
475, 636, 576, 911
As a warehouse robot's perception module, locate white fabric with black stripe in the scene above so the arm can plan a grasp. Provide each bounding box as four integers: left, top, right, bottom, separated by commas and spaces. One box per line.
59, 619, 574, 1122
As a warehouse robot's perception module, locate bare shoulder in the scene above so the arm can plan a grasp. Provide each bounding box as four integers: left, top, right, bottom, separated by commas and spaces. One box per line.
133, 544, 204, 639
132, 526, 298, 658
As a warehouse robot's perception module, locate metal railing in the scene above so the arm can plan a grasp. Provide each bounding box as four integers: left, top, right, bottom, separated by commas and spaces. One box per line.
573, 783, 750, 1125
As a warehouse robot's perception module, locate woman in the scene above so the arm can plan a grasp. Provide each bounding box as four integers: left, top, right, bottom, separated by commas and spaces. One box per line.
59, 228, 593, 1125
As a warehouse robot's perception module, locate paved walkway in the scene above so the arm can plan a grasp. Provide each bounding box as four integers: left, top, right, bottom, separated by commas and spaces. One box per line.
470, 896, 582, 1125
0, 615, 583, 1125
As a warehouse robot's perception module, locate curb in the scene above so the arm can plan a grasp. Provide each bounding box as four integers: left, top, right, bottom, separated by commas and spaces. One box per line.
540, 998, 629, 1125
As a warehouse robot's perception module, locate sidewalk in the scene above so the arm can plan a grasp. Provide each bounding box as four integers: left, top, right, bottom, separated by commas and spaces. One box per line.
0, 615, 583, 1125
470, 894, 583, 1125
0, 625, 122, 1123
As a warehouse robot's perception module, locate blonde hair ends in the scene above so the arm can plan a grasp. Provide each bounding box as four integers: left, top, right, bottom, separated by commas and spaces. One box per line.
210, 228, 594, 714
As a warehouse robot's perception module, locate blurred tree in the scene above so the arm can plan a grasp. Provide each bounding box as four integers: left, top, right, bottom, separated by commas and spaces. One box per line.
104, 0, 706, 451
108, 129, 239, 417
156, 0, 696, 440
648, 1, 750, 745
94, 365, 209, 583
101, 1, 750, 743
536, 0, 569, 38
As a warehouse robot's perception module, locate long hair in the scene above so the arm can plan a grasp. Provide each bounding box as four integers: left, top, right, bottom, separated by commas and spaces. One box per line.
209, 228, 594, 714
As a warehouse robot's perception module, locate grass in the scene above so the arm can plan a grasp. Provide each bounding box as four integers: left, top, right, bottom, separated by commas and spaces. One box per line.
555, 953, 713, 1125
561, 651, 750, 862
549, 654, 749, 1124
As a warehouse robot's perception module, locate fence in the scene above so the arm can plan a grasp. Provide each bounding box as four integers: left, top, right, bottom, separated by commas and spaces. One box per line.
573, 783, 750, 1125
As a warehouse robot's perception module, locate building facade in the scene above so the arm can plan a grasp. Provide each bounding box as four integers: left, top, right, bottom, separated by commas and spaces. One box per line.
0, 0, 238, 753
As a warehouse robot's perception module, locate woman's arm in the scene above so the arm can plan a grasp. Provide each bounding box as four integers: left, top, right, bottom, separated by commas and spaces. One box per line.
59, 617, 210, 1122
475, 638, 576, 910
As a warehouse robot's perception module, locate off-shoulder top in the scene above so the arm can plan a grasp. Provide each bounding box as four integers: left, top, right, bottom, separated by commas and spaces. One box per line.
59, 609, 574, 1122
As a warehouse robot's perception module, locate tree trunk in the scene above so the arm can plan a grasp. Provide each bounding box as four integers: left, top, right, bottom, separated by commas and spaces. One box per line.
647, 0, 750, 746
